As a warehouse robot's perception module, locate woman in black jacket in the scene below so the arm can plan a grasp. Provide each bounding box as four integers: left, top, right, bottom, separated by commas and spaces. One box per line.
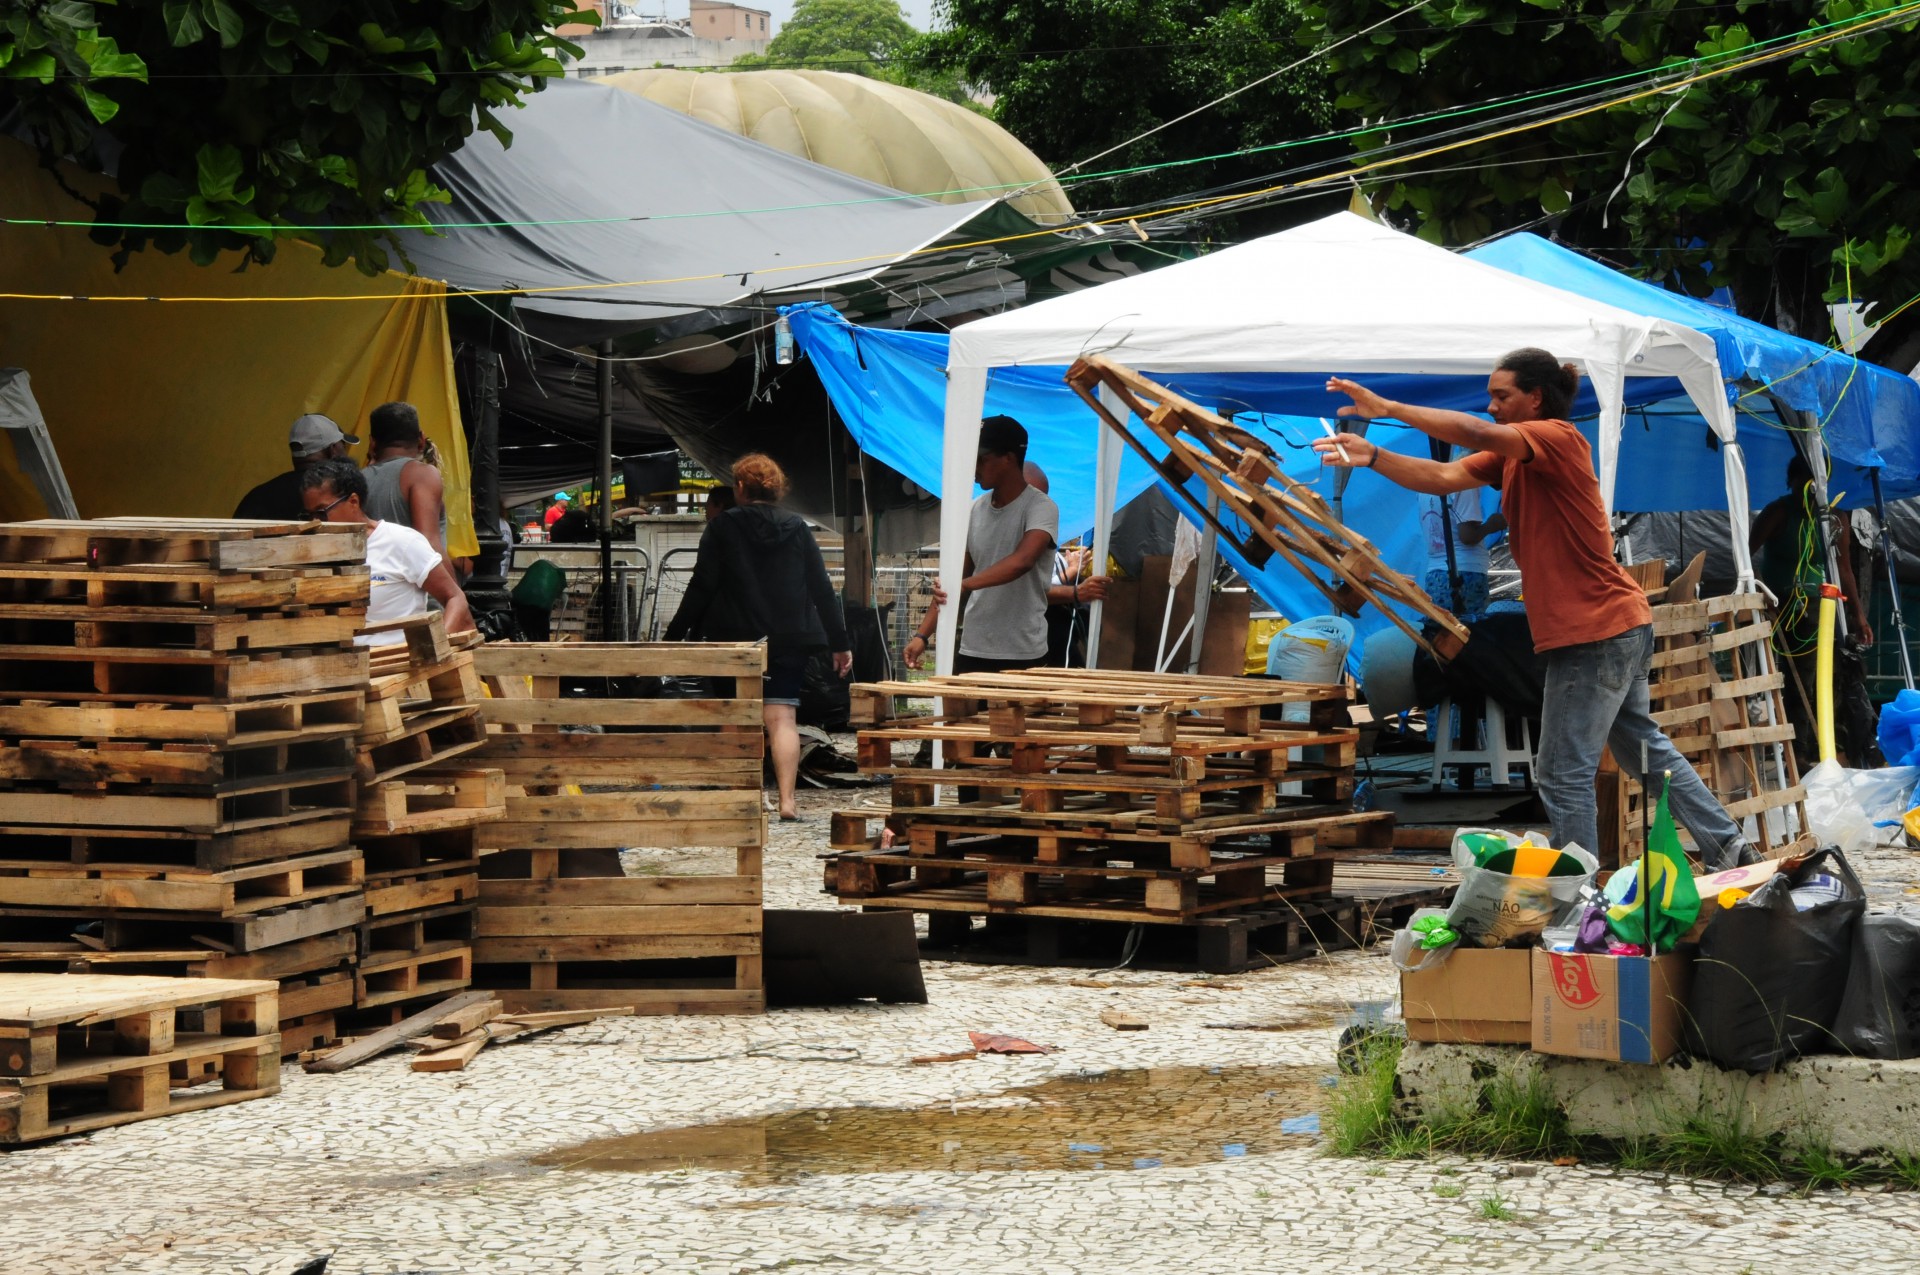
665, 453, 851, 821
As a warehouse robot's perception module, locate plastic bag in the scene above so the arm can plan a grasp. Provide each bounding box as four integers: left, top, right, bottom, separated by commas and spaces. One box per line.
1443, 828, 1596, 948
1268, 615, 1354, 726
1830, 913, 1920, 1060
1803, 760, 1920, 854
1389, 907, 1456, 972
1684, 847, 1865, 1073
1877, 687, 1920, 768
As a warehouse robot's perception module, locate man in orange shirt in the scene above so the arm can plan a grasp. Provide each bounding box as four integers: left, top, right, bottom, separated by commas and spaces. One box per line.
1313, 347, 1755, 870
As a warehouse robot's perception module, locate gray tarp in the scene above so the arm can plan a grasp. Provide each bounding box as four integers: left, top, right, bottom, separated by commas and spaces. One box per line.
409, 78, 1051, 346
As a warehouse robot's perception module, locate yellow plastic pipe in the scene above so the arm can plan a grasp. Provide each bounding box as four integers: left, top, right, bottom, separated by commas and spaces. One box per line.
1816, 584, 1840, 764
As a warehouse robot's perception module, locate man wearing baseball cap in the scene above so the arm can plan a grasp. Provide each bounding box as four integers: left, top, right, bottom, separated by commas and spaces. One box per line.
234, 413, 360, 521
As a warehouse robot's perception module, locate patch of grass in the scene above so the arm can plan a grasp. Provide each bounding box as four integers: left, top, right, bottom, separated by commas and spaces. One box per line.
1478, 1191, 1516, 1221
1434, 1180, 1464, 1199
1888, 1152, 1920, 1190
1794, 1144, 1858, 1191
1253, 1187, 1271, 1200
1363, 1166, 1388, 1178
1325, 1032, 1403, 1156
1659, 1108, 1786, 1184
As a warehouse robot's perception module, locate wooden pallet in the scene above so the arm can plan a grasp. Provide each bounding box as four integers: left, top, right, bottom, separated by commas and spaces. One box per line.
1064, 357, 1469, 662
0, 646, 370, 705
851, 667, 1351, 731
0, 690, 365, 748
0, 770, 356, 834
0, 516, 363, 565
0, 563, 369, 615
0, 815, 353, 872
360, 899, 478, 963
0, 891, 367, 955
0, 1032, 279, 1144
0, 973, 277, 1076
0, 609, 363, 654
356, 708, 486, 785
0, 847, 363, 916
354, 941, 473, 1011
1610, 572, 1812, 861
354, 767, 504, 837
360, 650, 485, 743
0, 734, 355, 790
470, 642, 767, 1016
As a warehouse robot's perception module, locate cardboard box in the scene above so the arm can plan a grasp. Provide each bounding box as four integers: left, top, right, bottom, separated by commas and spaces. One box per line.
1530, 948, 1694, 1064
1401, 948, 1533, 1044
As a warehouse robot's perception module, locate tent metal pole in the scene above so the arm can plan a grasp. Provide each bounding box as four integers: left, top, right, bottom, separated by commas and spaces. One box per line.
597, 340, 617, 642
1185, 491, 1221, 674
1872, 467, 1916, 690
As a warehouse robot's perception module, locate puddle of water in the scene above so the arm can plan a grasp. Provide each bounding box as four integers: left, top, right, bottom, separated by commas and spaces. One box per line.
534, 1064, 1331, 1180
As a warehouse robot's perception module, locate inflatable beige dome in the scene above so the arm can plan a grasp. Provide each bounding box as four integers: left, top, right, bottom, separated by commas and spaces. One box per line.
602, 68, 1075, 224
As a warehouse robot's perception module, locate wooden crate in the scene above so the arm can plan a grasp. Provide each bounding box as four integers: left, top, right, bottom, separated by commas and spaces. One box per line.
0, 973, 279, 1143
470, 642, 766, 1016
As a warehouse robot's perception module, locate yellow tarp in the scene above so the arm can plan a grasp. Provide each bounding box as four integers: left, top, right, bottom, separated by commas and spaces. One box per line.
0, 140, 477, 556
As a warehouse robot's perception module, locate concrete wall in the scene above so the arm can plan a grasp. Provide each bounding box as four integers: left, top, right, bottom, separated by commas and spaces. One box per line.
1397, 1042, 1920, 1159
565, 24, 768, 74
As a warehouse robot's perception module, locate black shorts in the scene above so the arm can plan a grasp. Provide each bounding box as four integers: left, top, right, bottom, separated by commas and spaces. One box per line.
952, 652, 1044, 675
765, 653, 810, 706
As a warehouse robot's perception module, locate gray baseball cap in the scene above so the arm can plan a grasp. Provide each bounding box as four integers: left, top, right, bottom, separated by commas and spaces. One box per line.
288, 413, 359, 458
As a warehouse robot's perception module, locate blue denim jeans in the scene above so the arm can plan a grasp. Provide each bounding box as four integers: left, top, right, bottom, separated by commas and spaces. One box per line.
1536, 624, 1749, 869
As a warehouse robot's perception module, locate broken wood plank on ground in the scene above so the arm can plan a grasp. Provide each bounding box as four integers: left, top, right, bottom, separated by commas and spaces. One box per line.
303, 989, 493, 1073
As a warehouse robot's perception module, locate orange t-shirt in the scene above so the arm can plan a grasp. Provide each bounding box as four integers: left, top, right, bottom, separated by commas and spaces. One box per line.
1459, 419, 1651, 653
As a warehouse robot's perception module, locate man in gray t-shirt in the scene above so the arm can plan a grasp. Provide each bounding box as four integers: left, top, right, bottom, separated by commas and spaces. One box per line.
950, 415, 1059, 670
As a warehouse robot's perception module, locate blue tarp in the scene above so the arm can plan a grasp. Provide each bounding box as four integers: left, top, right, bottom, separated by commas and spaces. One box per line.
1468, 233, 1920, 507
790, 237, 1920, 666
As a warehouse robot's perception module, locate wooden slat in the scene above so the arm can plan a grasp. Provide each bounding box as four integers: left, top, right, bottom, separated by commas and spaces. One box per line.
474, 643, 766, 679
478, 876, 760, 906
480, 699, 763, 729
473, 934, 758, 961
476, 905, 760, 938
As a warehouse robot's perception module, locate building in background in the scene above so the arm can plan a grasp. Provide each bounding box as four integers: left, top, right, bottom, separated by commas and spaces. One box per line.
560, 0, 771, 75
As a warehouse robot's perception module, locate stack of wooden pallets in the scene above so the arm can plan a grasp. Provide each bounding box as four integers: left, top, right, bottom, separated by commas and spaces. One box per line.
825, 669, 1394, 967
0, 519, 371, 1055
470, 642, 767, 1015
0, 973, 279, 1144
346, 614, 503, 1028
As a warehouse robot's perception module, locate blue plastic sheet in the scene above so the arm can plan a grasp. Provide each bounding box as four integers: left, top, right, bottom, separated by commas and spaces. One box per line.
1469, 234, 1920, 506
1878, 687, 1920, 768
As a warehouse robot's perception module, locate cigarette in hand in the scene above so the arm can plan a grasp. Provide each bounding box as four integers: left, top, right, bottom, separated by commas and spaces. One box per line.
1319, 419, 1353, 464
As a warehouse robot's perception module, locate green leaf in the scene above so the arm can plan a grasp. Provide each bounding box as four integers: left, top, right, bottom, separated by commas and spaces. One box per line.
196, 143, 245, 201
76, 84, 120, 123
162, 1, 204, 46
201, 0, 245, 48
1539, 179, 1571, 215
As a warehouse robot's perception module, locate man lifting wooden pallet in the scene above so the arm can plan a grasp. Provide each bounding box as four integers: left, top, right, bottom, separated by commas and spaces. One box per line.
1310, 348, 1759, 871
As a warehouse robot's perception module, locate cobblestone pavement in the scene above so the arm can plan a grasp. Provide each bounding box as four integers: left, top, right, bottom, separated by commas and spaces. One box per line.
7, 785, 1920, 1274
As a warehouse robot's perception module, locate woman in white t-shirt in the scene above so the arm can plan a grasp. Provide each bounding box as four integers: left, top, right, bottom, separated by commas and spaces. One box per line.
298, 460, 474, 646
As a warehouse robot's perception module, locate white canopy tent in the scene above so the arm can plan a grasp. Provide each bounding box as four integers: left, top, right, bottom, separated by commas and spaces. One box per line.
934, 212, 1755, 672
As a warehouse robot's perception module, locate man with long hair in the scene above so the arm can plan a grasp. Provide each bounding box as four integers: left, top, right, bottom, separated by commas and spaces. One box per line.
1314, 348, 1755, 869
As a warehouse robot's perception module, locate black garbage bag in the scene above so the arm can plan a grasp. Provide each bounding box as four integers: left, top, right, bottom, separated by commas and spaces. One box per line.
1830, 912, 1920, 1060
798, 650, 851, 730
1684, 847, 1866, 1072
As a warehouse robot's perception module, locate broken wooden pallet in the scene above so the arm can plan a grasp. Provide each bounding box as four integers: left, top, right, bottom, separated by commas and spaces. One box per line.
1064, 356, 1468, 662
851, 667, 1351, 731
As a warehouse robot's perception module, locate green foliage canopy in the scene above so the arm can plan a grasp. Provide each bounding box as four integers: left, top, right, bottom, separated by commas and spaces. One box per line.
730, 0, 968, 103
914, 0, 1336, 230
0, 0, 597, 273
1299, 0, 1920, 353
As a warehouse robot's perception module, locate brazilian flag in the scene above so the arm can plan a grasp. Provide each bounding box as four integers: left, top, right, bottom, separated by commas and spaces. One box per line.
1604, 773, 1702, 950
